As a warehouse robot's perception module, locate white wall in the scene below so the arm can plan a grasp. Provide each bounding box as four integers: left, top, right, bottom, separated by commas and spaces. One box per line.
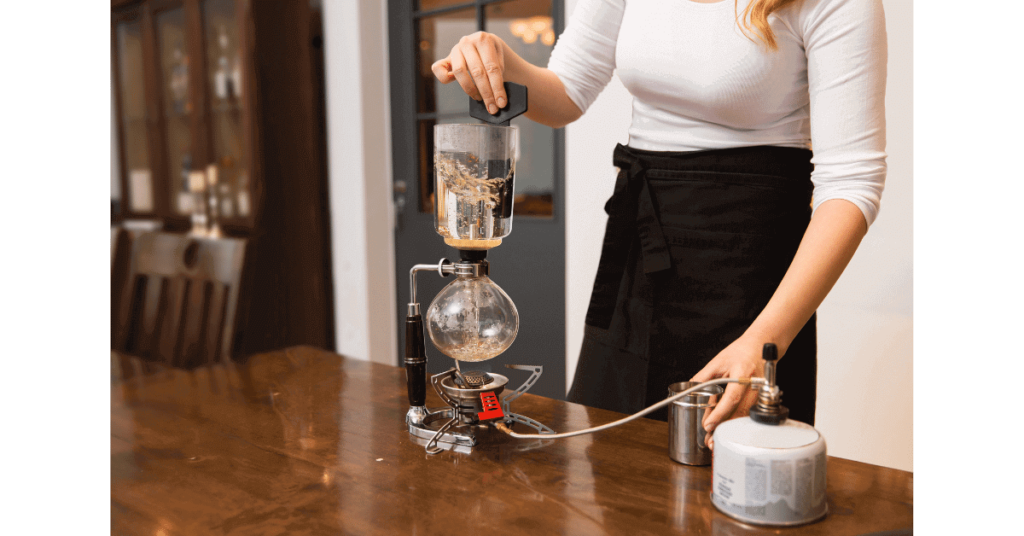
322, 0, 397, 365
814, 0, 913, 472
111, 76, 121, 202
563, 0, 913, 472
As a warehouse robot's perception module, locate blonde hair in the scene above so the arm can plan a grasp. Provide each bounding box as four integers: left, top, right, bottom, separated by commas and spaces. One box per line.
736, 0, 800, 51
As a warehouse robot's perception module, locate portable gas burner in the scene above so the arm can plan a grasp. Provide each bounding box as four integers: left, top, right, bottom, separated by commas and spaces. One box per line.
406, 355, 552, 455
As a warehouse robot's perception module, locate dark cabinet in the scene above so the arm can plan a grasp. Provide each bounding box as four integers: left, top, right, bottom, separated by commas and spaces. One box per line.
111, 0, 335, 360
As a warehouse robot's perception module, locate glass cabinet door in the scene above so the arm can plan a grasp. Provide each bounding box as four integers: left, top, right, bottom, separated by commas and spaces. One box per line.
414, 6, 477, 213
155, 6, 195, 217
486, 0, 555, 217
115, 16, 154, 214
202, 0, 250, 221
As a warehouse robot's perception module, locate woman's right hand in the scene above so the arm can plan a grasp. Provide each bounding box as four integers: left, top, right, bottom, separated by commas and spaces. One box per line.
431, 32, 512, 116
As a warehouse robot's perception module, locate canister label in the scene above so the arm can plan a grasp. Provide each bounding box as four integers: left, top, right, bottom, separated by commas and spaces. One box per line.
711, 443, 827, 525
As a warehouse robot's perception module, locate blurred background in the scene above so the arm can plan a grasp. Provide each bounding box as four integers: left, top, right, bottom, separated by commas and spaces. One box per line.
110, 0, 912, 472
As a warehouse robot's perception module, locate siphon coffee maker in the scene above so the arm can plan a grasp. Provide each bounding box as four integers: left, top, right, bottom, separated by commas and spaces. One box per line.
404, 83, 553, 455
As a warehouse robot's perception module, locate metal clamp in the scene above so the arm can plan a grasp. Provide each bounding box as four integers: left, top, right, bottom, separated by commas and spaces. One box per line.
438, 258, 455, 277
453, 259, 488, 278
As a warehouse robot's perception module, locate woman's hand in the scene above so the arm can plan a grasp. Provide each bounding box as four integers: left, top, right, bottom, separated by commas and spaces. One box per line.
430, 30, 583, 128
690, 199, 868, 449
432, 32, 511, 116
690, 334, 770, 449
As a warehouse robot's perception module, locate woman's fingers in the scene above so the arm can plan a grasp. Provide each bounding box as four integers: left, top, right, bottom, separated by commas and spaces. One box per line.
690, 364, 717, 384
459, 43, 494, 108
448, 47, 482, 101
458, 39, 499, 114
433, 33, 507, 113
474, 35, 507, 108
691, 354, 726, 384
431, 58, 455, 84
703, 382, 747, 433
734, 387, 759, 418
703, 380, 760, 434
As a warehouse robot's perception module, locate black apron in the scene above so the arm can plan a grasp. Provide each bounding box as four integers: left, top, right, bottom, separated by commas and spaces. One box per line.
567, 143, 818, 425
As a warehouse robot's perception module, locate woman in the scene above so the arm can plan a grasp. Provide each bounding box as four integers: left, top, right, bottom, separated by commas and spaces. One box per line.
432, 0, 886, 441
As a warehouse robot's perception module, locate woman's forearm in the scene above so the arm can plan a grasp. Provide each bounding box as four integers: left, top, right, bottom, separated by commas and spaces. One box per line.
743, 199, 869, 356
502, 43, 582, 128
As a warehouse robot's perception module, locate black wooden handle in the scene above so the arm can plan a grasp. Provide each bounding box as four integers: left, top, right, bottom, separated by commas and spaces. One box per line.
405, 314, 427, 407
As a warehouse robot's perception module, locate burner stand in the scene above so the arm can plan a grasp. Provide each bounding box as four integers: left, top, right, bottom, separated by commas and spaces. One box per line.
407, 365, 554, 454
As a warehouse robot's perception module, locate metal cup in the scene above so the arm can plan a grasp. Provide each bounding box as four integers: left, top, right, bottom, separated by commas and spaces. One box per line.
668, 381, 724, 465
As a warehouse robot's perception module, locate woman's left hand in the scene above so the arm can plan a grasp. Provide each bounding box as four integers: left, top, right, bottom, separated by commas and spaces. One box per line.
690, 334, 770, 449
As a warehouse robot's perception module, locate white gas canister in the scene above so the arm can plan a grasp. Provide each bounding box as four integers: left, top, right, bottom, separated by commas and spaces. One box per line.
711, 417, 827, 526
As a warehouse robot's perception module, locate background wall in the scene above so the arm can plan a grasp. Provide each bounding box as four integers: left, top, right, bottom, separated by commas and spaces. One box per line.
322, 0, 397, 365
813, 0, 912, 472
562, 0, 913, 471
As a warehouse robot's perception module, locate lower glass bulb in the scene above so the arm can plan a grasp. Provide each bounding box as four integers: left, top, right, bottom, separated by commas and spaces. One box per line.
426, 275, 519, 362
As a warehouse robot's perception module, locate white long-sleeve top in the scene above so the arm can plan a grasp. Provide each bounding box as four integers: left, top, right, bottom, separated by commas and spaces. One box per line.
547, 0, 888, 226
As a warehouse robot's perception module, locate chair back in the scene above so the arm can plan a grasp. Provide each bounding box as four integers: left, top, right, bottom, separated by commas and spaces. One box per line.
111, 226, 131, 346
114, 232, 246, 369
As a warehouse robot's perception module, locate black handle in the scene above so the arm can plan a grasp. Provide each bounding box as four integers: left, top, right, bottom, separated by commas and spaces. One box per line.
762, 343, 778, 362
469, 81, 528, 126
405, 314, 427, 407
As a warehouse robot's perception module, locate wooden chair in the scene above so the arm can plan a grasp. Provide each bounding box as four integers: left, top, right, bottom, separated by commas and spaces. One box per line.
113, 232, 247, 369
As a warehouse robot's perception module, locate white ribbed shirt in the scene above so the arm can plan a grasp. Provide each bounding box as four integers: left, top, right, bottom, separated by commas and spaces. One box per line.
548, 0, 888, 226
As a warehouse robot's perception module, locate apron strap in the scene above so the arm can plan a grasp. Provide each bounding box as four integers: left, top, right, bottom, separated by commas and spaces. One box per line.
585, 144, 672, 329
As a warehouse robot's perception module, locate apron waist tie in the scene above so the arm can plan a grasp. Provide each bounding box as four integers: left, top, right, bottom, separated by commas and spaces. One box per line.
585, 144, 671, 329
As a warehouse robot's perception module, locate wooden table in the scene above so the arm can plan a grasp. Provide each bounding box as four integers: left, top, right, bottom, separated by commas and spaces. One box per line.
111, 346, 913, 535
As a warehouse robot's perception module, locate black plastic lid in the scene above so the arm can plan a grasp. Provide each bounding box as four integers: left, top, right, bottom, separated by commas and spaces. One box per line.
469, 82, 528, 126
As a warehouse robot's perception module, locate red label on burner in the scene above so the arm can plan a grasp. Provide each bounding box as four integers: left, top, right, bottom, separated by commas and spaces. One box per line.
477, 391, 505, 421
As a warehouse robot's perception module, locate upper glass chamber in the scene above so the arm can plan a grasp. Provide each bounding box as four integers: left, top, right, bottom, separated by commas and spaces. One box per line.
433, 124, 518, 250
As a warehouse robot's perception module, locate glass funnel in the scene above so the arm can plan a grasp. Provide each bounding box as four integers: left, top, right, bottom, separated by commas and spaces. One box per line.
434, 123, 518, 250
426, 274, 519, 362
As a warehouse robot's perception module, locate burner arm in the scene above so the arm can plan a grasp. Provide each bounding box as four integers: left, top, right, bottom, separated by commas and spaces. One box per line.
500, 364, 543, 410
